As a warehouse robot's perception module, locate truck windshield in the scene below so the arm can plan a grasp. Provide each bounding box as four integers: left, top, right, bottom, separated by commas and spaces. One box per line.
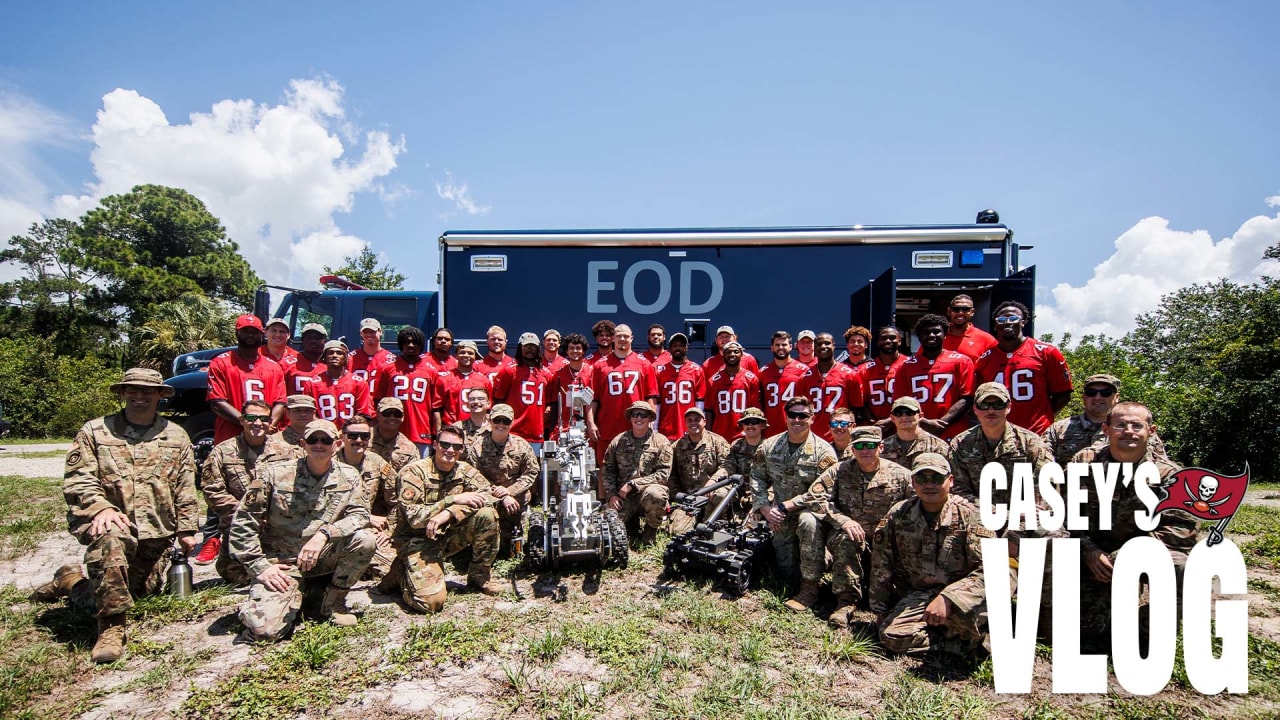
363, 297, 417, 343
276, 295, 336, 341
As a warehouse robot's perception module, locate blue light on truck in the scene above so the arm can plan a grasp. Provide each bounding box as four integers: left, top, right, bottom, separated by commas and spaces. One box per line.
960, 249, 985, 267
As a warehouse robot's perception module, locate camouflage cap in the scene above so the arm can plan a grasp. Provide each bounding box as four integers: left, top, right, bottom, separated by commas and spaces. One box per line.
626, 400, 656, 418
974, 382, 1010, 404
850, 426, 882, 443
302, 419, 339, 440
489, 404, 515, 421
110, 368, 175, 398
286, 394, 316, 410
738, 407, 767, 425
891, 396, 921, 412
684, 406, 706, 419
911, 452, 951, 477
300, 322, 328, 338
377, 397, 404, 412
1084, 374, 1121, 390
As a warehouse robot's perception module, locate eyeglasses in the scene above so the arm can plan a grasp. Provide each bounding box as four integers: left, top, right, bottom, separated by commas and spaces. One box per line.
437, 440, 465, 452
1083, 388, 1117, 398
994, 315, 1022, 325
851, 441, 880, 450
344, 432, 370, 441
1109, 421, 1148, 432
380, 410, 404, 418
829, 420, 851, 429
242, 413, 271, 423
305, 435, 335, 445
913, 473, 948, 485
976, 400, 1009, 411
490, 417, 512, 426
786, 411, 812, 420
891, 408, 919, 417
948, 306, 974, 314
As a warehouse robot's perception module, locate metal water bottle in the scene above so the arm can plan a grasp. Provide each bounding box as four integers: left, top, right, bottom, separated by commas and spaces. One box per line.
511, 520, 525, 558
166, 542, 193, 598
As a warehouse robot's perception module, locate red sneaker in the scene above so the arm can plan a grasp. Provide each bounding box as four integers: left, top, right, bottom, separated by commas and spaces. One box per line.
193, 536, 221, 565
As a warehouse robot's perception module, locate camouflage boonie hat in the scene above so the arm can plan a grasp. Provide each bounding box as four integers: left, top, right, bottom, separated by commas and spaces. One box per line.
287, 394, 316, 409
738, 407, 767, 425
850, 426, 882, 443
1084, 374, 1120, 390
626, 400, 656, 418
911, 452, 951, 476
974, 382, 1010, 404
110, 368, 174, 398
377, 397, 404, 412
489, 404, 515, 422
891, 396, 920, 412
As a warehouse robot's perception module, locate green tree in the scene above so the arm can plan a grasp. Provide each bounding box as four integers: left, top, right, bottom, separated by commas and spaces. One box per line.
1043, 332, 1172, 431
322, 246, 406, 290
77, 184, 261, 326
133, 294, 237, 371
0, 334, 121, 437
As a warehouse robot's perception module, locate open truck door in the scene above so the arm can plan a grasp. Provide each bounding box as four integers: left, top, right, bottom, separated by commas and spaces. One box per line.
849, 266, 897, 332
991, 265, 1036, 338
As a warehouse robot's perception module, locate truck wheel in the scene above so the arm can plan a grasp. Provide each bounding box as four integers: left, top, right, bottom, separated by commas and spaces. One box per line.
181, 411, 217, 471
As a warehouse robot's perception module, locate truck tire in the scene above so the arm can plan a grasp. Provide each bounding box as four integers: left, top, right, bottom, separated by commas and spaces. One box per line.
181, 411, 217, 472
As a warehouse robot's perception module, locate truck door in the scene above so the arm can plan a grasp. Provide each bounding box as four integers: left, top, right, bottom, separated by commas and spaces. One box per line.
849, 267, 896, 332
991, 266, 1037, 338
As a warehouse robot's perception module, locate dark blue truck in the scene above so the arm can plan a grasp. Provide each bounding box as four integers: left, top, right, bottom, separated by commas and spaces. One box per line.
165, 211, 1033, 457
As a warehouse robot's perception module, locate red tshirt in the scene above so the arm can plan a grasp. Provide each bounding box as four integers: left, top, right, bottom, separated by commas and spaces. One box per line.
423, 352, 458, 375
892, 350, 975, 440
506, 363, 553, 442
859, 355, 909, 422
591, 353, 659, 453
655, 361, 707, 441
437, 369, 493, 426
281, 354, 324, 396
805, 363, 864, 442
307, 370, 374, 423
974, 337, 1073, 434
705, 368, 763, 440
347, 347, 396, 395
758, 359, 814, 432
206, 351, 287, 444
375, 355, 441, 444
547, 362, 595, 437
260, 345, 297, 364
942, 325, 998, 361
642, 349, 672, 366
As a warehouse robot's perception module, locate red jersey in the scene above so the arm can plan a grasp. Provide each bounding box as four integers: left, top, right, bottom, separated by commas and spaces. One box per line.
892, 350, 975, 440
974, 338, 1073, 434
860, 354, 909, 422
206, 351, 287, 445
642, 349, 672, 366
474, 353, 516, 385
506, 364, 553, 442
584, 350, 610, 366
805, 363, 864, 442
843, 357, 872, 372
702, 351, 759, 378
375, 355, 441, 445
348, 347, 396, 395
307, 370, 373, 423
437, 369, 493, 426
758, 359, 814, 432
797, 355, 818, 368
591, 353, 659, 453
281, 354, 324, 395
705, 368, 763, 440
655, 361, 706, 440
942, 325, 998, 361
547, 362, 595, 436
260, 345, 297, 364
423, 352, 458, 375
542, 354, 569, 376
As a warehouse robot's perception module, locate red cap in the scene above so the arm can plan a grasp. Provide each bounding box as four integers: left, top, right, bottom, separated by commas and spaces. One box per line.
235, 314, 264, 331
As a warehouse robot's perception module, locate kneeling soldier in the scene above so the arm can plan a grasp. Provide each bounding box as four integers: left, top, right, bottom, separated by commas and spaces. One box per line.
464, 404, 538, 557
228, 419, 376, 641
395, 424, 501, 612
668, 407, 731, 536
603, 401, 673, 544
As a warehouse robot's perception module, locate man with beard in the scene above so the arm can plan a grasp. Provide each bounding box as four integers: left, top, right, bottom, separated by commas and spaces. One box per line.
892, 315, 975, 441
348, 318, 395, 394
862, 326, 909, 429
655, 332, 706, 441
308, 340, 374, 424
375, 327, 442, 454
642, 324, 672, 365
261, 317, 298, 364
424, 328, 459, 375
475, 325, 517, 383
806, 332, 863, 442
704, 342, 763, 441
281, 323, 328, 395
759, 331, 814, 432
702, 325, 759, 378
879, 397, 951, 471
974, 301, 1073, 435
589, 324, 659, 459
842, 326, 873, 369
941, 294, 997, 361
207, 314, 287, 445
371, 397, 419, 472
505, 333, 553, 447
547, 333, 597, 439
585, 320, 616, 365
438, 340, 493, 426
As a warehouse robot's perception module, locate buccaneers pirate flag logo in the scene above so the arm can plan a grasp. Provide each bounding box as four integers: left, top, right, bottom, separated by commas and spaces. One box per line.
1154, 463, 1250, 546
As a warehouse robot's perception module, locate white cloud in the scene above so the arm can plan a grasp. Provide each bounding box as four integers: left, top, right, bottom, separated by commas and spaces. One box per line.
48, 77, 406, 286
1038, 201, 1280, 340
435, 170, 490, 217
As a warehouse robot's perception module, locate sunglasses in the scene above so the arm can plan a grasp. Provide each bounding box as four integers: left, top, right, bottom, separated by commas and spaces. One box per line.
739, 420, 765, 427
829, 420, 851, 429
242, 413, 272, 423
344, 432, 370, 441
1083, 388, 1117, 398
437, 440, 464, 452
628, 412, 653, 420
380, 410, 404, 418
948, 305, 974, 313
786, 411, 812, 420
490, 417, 512, 426
976, 400, 1009, 411
914, 472, 948, 485
891, 407, 919, 417
994, 315, 1022, 325
851, 441, 880, 450
305, 435, 335, 445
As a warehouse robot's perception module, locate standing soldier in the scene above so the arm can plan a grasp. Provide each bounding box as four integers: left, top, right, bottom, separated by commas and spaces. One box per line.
1042, 373, 1168, 463
308, 340, 374, 423
38, 368, 199, 664
228, 420, 375, 641
880, 397, 951, 471
750, 396, 837, 610
974, 300, 1073, 434
279, 395, 317, 447
668, 407, 731, 536
870, 453, 994, 657
348, 318, 395, 394
704, 342, 763, 441
371, 398, 420, 472
603, 401, 674, 544
207, 314, 287, 445
655, 332, 706, 441
464, 404, 539, 557
807, 332, 863, 442
892, 314, 975, 440
336, 415, 398, 583
941, 294, 998, 361
394, 425, 502, 611
786, 426, 912, 627
862, 326, 909, 429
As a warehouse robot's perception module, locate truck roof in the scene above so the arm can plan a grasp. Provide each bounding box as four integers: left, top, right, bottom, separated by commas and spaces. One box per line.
439, 224, 1012, 248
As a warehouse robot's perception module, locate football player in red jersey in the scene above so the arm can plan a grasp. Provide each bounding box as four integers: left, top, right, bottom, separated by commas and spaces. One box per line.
642, 324, 672, 366
588, 324, 659, 457
260, 317, 298, 364
702, 325, 759, 377
973, 300, 1073, 434
438, 340, 493, 425
504, 333, 553, 446
348, 317, 396, 394
541, 329, 568, 375
941, 293, 998, 360
281, 323, 327, 395
795, 330, 818, 367
862, 325, 909, 429
806, 333, 864, 441
758, 331, 813, 432
892, 314, 975, 440
308, 340, 374, 423
655, 332, 706, 440
374, 326, 441, 454
424, 327, 459, 374
584, 320, 615, 366
547, 333, 596, 439
704, 342, 763, 440
841, 325, 872, 370
207, 315, 287, 445
475, 325, 516, 383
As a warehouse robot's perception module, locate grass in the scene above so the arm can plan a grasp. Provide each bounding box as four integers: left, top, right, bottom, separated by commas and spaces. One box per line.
130, 582, 240, 625
0, 584, 97, 719
875, 671, 990, 719
0, 449, 68, 459
0, 475, 63, 559
389, 616, 505, 666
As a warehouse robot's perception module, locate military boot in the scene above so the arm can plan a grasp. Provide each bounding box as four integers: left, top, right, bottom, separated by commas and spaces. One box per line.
466, 568, 503, 596
91, 614, 127, 664
827, 592, 857, 628
320, 586, 359, 627
783, 580, 821, 612
30, 564, 86, 603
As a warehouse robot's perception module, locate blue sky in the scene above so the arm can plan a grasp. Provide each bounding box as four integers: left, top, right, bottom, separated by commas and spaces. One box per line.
2, 2, 1277, 337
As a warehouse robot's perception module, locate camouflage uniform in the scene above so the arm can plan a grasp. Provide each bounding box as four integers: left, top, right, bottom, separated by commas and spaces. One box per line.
831, 442, 853, 461
228, 458, 375, 641
201, 434, 298, 585
343, 451, 399, 581
949, 423, 1054, 517
1070, 444, 1199, 644
280, 425, 305, 448
793, 459, 912, 601
394, 458, 499, 612
668, 430, 731, 536
750, 433, 837, 584
372, 430, 419, 472
602, 430, 673, 532
712, 436, 764, 510
870, 495, 994, 655
62, 413, 199, 617
1043, 414, 1170, 465
880, 431, 950, 472
460, 417, 491, 447
463, 431, 539, 552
